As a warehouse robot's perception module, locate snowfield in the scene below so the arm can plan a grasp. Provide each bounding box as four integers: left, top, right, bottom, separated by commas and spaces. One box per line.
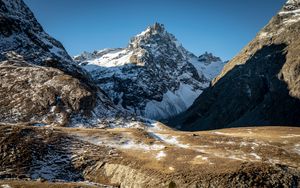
145, 84, 203, 119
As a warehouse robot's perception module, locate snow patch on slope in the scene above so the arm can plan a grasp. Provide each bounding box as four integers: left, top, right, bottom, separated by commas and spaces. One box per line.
189, 56, 226, 80
81, 49, 133, 70
145, 84, 202, 120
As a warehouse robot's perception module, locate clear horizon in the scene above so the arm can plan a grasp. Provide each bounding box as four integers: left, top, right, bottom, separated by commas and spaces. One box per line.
24, 0, 286, 60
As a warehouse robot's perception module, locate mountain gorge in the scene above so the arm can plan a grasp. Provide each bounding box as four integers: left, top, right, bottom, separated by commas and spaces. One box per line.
74, 23, 225, 120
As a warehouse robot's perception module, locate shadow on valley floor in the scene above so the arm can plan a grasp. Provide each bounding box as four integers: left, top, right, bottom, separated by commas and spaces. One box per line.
167, 43, 300, 131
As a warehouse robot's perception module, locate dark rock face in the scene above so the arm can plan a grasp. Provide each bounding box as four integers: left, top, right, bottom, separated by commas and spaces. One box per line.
170, 1, 300, 130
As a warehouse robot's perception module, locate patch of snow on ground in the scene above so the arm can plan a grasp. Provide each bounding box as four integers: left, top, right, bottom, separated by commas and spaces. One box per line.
147, 121, 163, 130
156, 151, 167, 160
120, 140, 165, 151
240, 141, 259, 150
213, 131, 234, 136
195, 155, 208, 161
77, 134, 164, 151
268, 159, 281, 164
152, 133, 189, 148
145, 84, 202, 119
294, 144, 300, 155
249, 153, 262, 160
281, 134, 300, 138
1, 185, 11, 188
215, 141, 236, 145
279, 9, 300, 15
228, 155, 244, 161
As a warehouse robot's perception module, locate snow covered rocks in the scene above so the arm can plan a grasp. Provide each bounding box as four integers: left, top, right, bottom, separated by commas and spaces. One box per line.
75, 23, 225, 120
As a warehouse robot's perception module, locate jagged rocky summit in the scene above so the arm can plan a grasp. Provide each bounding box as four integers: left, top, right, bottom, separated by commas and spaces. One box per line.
74, 23, 225, 120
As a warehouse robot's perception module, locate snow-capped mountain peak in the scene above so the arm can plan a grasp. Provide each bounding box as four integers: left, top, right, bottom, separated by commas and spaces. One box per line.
136, 23, 166, 37
74, 23, 225, 120
128, 22, 186, 61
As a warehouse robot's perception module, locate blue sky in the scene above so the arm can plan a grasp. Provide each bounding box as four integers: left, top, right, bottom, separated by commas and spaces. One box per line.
24, 0, 286, 60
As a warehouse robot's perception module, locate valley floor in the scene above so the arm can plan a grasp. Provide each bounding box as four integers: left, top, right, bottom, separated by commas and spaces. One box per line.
0, 124, 299, 187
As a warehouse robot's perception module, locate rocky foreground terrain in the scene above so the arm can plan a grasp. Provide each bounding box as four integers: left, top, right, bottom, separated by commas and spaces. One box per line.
0, 124, 299, 187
